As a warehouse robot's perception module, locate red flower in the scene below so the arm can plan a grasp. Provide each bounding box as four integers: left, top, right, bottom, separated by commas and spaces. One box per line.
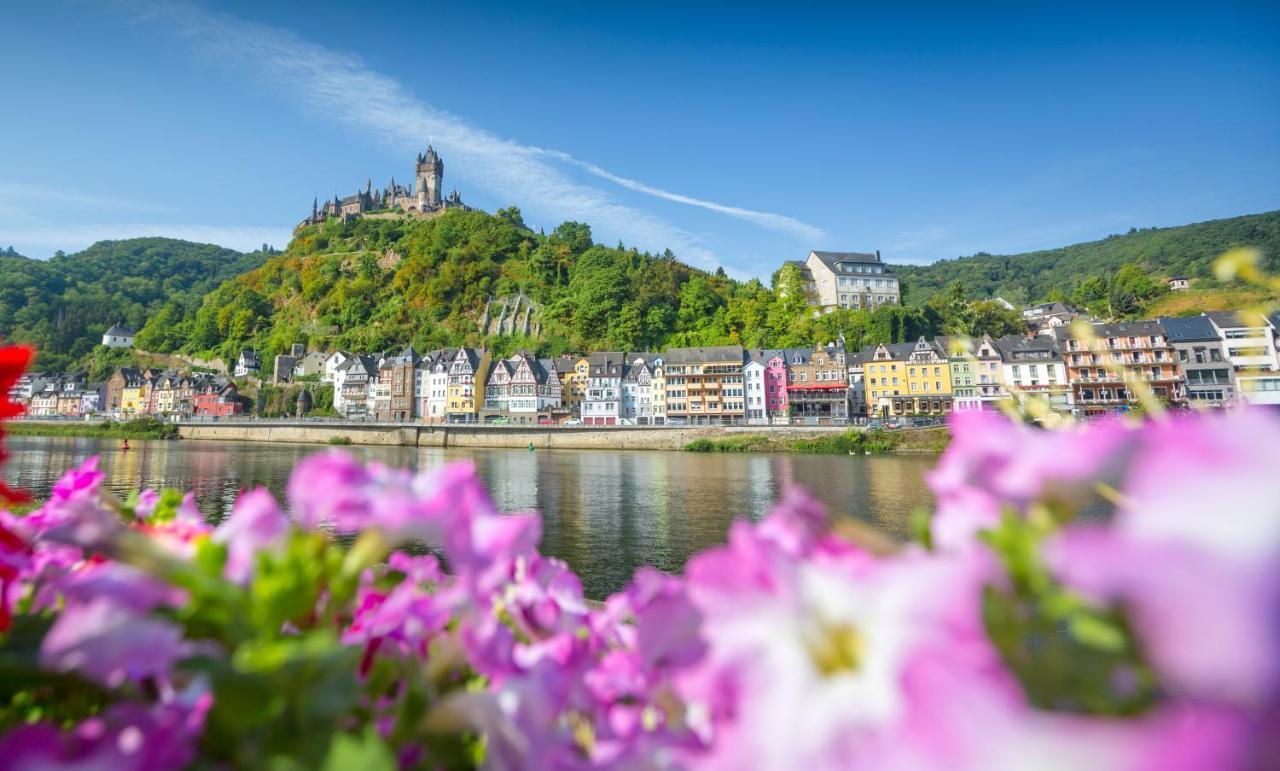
0, 345, 34, 504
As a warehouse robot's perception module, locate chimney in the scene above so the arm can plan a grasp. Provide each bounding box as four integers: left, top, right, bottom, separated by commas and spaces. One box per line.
876, 249, 881, 261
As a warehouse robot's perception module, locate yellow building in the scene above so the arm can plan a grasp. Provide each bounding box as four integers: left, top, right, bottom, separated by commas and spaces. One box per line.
650, 357, 667, 424
865, 337, 952, 417
558, 356, 590, 418
446, 347, 492, 423
121, 383, 148, 416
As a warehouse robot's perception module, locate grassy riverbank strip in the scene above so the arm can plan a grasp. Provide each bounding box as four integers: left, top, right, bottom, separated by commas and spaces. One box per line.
684, 427, 949, 455
8, 417, 180, 440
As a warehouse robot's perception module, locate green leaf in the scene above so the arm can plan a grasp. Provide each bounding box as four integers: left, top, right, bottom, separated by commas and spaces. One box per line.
322, 728, 397, 771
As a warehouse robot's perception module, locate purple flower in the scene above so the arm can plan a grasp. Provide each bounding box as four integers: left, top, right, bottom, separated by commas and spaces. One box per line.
23, 457, 121, 549
134, 488, 160, 520
929, 412, 1132, 549
1048, 409, 1280, 709
286, 451, 378, 531
343, 552, 451, 666
40, 596, 187, 688
0, 694, 211, 770
213, 487, 289, 584
679, 493, 1005, 770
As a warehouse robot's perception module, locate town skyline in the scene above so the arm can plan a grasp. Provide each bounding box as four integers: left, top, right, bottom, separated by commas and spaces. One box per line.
2, 0, 1278, 279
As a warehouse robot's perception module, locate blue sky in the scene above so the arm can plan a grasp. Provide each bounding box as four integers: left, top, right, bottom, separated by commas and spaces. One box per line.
2, 1, 1277, 279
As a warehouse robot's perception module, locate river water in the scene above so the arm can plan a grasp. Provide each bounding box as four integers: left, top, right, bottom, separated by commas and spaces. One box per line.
2, 436, 937, 599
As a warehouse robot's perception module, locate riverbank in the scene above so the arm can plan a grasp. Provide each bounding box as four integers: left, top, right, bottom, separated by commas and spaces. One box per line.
10, 419, 949, 454
8, 417, 179, 440
684, 427, 949, 455
163, 420, 950, 454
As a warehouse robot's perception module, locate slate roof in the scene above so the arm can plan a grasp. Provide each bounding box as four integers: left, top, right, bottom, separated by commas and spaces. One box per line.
1158, 315, 1219, 342
808, 251, 883, 270
1205, 311, 1254, 329
1067, 320, 1166, 339
662, 345, 745, 365
994, 335, 1060, 360
104, 323, 136, 337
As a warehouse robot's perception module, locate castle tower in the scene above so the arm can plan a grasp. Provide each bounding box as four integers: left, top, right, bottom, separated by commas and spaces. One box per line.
416, 145, 443, 210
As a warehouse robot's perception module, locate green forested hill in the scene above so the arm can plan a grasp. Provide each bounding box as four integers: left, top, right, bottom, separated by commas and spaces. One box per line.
0, 238, 273, 370
9, 208, 1274, 372
893, 209, 1280, 307
147, 208, 1019, 363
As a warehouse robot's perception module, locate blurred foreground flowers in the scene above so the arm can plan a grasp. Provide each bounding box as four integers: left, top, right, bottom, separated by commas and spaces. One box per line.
0, 347, 1277, 770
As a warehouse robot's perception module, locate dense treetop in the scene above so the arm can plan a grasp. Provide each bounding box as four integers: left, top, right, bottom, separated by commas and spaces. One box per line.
894, 209, 1280, 307
145, 208, 1014, 362
3, 208, 1275, 373
0, 238, 273, 371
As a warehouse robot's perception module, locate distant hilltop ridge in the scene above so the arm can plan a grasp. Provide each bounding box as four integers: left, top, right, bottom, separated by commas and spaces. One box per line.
300, 145, 470, 228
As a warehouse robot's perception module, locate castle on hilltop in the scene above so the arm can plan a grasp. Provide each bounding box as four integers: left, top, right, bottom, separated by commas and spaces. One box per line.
301, 145, 469, 227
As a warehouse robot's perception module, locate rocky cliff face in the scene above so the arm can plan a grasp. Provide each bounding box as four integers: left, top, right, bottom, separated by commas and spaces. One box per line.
479, 292, 543, 338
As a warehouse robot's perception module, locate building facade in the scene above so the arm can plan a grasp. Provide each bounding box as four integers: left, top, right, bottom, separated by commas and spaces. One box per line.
995, 334, 1072, 414
1055, 322, 1183, 415
663, 346, 747, 425
583, 352, 625, 426
786, 346, 849, 424
1158, 316, 1235, 407
787, 250, 900, 312
446, 347, 491, 423
1207, 311, 1280, 406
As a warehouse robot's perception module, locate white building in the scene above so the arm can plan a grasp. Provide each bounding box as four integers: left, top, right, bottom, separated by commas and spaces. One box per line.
743, 354, 768, 425
583, 352, 624, 426
417, 349, 454, 424
621, 355, 657, 425
334, 355, 377, 418
784, 250, 900, 312
233, 350, 261, 378
995, 334, 1072, 414
1209, 311, 1280, 406
322, 351, 352, 384
101, 323, 136, 349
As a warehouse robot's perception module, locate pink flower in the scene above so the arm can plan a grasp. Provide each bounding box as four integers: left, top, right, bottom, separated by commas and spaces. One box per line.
23, 457, 121, 548
679, 493, 1006, 770
40, 596, 187, 688
343, 552, 451, 666
213, 487, 288, 584
929, 412, 1132, 549
0, 694, 211, 770
1048, 409, 1280, 709
286, 451, 378, 531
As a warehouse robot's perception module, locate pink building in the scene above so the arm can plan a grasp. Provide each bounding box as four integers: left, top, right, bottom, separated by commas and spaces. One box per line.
192, 383, 244, 417
764, 351, 789, 419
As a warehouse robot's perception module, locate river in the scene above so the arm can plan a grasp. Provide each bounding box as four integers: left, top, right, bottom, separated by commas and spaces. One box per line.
2, 436, 937, 599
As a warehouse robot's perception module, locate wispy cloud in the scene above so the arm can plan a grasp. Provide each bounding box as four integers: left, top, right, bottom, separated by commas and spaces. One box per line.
527, 148, 826, 243
120, 0, 821, 271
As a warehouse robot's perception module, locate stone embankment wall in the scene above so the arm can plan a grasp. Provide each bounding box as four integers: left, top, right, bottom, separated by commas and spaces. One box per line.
176, 422, 851, 450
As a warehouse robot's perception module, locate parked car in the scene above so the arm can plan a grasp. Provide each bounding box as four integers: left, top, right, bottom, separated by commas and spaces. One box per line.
866, 420, 883, 430
563, 418, 582, 427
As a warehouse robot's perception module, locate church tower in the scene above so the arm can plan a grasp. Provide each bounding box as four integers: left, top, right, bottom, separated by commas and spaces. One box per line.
416, 145, 443, 210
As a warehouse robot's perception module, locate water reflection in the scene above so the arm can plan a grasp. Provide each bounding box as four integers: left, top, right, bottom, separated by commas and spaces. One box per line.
4, 436, 936, 598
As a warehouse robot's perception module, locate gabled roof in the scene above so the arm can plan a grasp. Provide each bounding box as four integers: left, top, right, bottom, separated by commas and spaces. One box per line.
781, 347, 813, 365
104, 323, 135, 337
994, 334, 1060, 359
1157, 315, 1220, 342
808, 250, 883, 269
